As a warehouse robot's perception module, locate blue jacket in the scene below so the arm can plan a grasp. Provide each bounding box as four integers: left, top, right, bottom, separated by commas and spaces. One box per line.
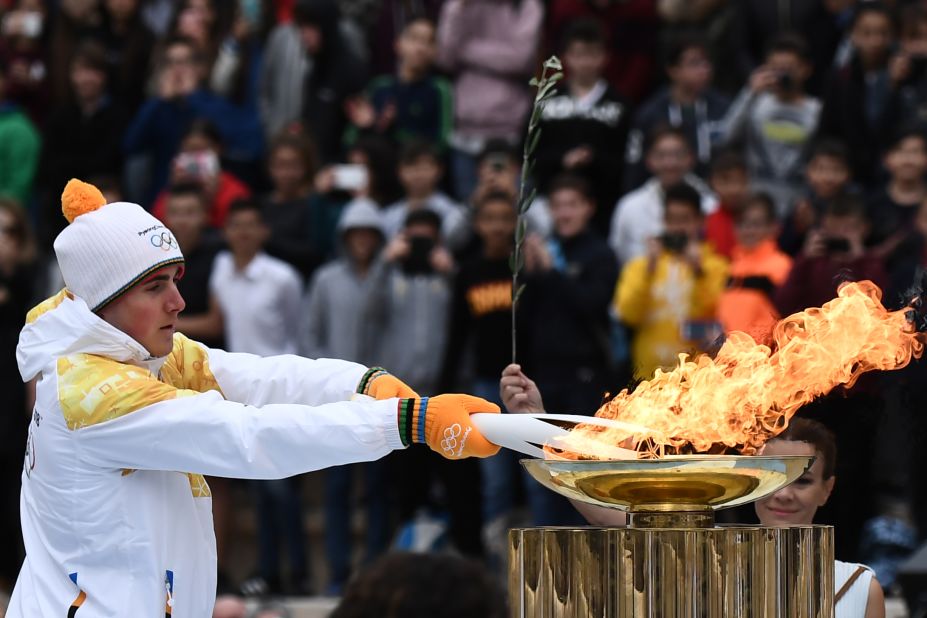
123, 90, 264, 205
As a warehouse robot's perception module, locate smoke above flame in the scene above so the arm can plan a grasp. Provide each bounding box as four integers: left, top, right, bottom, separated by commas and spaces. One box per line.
554, 281, 923, 458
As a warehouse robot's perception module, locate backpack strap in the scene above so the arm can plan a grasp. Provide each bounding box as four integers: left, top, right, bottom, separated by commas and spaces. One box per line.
835, 565, 868, 603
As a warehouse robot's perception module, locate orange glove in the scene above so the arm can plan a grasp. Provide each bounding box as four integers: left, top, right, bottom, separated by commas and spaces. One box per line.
358, 367, 419, 399
397, 394, 501, 459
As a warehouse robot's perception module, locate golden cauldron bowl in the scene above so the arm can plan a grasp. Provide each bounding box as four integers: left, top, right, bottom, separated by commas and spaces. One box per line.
522, 455, 814, 527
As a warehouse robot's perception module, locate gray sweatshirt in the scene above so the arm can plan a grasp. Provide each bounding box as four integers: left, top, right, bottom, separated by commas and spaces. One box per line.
365, 260, 452, 395
721, 89, 821, 216
299, 259, 380, 365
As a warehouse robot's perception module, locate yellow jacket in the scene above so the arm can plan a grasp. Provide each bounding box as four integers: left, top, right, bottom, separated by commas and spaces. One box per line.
615, 244, 728, 380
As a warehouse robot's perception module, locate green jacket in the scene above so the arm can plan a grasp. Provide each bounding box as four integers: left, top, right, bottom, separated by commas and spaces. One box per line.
0, 103, 40, 205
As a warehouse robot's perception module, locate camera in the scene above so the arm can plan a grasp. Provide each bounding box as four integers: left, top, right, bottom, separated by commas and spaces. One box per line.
776, 71, 795, 92
174, 151, 219, 181
823, 237, 851, 254
331, 165, 368, 192
659, 232, 688, 254
402, 236, 435, 275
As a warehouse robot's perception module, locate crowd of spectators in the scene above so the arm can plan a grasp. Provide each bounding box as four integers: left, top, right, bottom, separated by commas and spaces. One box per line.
3, 0, 927, 606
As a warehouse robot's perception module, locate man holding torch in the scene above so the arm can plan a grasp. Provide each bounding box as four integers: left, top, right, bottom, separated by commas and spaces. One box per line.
6, 179, 500, 617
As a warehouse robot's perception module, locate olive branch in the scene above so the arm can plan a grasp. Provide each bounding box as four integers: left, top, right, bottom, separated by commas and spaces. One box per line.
511, 56, 563, 364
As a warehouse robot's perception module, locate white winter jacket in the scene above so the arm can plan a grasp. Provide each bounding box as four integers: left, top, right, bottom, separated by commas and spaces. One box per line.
7, 290, 404, 617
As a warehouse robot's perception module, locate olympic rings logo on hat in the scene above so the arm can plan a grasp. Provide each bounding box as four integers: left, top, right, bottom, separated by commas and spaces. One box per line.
150, 231, 177, 251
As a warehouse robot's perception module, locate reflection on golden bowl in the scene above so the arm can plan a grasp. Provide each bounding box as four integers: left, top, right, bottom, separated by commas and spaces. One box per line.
522, 455, 814, 514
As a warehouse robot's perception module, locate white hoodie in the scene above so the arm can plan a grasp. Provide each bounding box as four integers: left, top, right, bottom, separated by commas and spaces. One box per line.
8, 290, 404, 617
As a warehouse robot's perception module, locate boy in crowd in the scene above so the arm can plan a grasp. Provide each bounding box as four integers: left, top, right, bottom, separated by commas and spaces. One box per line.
615, 182, 728, 381
521, 175, 618, 524
383, 140, 467, 250
166, 182, 224, 349
300, 198, 389, 595
9, 179, 499, 616
210, 199, 306, 595
721, 33, 821, 216
345, 16, 453, 152
779, 139, 854, 256
460, 139, 552, 247
534, 18, 630, 234
818, 3, 900, 187
39, 41, 128, 246
440, 191, 517, 401
868, 128, 927, 261
439, 191, 520, 569
211, 199, 302, 357
370, 209, 454, 395
610, 126, 717, 265
704, 149, 750, 260
717, 193, 792, 344
625, 32, 730, 190
370, 209, 483, 562
775, 194, 888, 316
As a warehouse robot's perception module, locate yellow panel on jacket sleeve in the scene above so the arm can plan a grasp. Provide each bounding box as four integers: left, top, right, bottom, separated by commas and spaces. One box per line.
187, 473, 211, 497
160, 333, 224, 395
26, 289, 71, 324
57, 354, 188, 430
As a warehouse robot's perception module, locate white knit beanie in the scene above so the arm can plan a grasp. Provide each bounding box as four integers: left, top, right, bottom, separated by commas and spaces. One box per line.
53, 179, 185, 312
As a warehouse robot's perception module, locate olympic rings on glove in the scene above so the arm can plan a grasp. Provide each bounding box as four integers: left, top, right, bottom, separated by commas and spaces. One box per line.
441, 423, 463, 454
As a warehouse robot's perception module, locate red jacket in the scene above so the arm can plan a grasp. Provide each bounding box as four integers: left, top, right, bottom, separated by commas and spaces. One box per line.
774, 252, 888, 318
705, 204, 738, 260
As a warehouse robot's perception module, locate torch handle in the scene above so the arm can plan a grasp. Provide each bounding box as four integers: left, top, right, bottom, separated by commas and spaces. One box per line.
470, 413, 642, 459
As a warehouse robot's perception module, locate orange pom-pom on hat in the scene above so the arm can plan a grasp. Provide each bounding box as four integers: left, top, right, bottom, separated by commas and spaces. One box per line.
61, 178, 107, 223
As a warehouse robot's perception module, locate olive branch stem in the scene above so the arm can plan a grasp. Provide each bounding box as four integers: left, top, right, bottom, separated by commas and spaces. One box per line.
511, 56, 563, 364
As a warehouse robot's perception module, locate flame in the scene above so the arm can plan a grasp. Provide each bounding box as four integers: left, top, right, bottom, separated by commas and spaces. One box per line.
554, 281, 923, 458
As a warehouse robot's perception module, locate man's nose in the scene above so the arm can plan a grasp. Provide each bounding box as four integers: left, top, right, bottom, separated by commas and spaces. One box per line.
167, 284, 186, 313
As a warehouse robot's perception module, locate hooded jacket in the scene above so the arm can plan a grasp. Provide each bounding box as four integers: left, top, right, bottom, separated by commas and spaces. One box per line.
8, 290, 403, 617
300, 198, 385, 365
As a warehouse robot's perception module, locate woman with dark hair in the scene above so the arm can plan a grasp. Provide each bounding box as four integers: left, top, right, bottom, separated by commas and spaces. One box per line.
260, 129, 334, 279
348, 136, 403, 208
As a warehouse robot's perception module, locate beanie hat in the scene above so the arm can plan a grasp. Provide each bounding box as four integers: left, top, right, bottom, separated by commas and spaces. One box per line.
53, 179, 185, 312
337, 197, 386, 237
